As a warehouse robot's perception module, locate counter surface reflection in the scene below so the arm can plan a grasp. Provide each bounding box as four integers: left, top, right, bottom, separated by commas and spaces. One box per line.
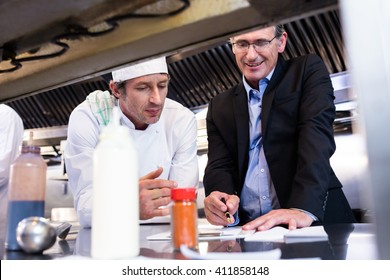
0, 220, 378, 260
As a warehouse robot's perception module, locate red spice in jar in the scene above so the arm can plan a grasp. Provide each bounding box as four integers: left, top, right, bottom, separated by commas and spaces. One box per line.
170, 188, 198, 251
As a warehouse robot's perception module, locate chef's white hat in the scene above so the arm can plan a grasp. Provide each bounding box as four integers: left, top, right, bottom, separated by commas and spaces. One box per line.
112, 57, 168, 82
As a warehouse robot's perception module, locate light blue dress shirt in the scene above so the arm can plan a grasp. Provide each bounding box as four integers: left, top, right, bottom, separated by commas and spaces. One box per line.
239, 71, 281, 223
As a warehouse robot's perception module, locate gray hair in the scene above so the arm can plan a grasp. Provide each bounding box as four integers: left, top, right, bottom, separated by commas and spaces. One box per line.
229, 24, 285, 44
274, 24, 285, 38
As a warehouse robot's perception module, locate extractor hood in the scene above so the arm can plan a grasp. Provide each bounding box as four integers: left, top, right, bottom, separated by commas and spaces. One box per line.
0, 0, 338, 103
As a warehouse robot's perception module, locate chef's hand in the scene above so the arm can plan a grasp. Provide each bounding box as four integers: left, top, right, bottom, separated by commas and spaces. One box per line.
204, 191, 239, 226
139, 167, 177, 220
242, 209, 314, 231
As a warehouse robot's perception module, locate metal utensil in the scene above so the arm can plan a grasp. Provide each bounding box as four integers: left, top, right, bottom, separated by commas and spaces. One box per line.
55, 222, 72, 240
16, 216, 57, 254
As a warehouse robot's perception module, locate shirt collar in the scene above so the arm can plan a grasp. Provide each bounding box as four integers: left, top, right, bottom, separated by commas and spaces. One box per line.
243, 68, 275, 101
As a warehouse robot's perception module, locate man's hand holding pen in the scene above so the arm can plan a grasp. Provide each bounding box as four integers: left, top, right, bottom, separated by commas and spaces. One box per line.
220, 197, 232, 223
204, 191, 240, 226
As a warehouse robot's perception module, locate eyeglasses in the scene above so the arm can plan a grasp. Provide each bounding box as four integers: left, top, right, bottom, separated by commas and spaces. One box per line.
232, 36, 277, 53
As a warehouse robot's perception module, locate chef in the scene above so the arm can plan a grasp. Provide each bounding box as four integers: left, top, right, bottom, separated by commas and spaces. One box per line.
0, 104, 24, 238
65, 57, 199, 227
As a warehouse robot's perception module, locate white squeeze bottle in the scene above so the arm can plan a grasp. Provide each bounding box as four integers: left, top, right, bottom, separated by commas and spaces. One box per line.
91, 106, 139, 259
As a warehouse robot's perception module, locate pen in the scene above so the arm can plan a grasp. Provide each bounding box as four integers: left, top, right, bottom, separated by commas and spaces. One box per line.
220, 197, 232, 223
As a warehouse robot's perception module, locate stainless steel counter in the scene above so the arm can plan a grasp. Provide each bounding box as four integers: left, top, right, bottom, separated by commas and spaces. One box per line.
0, 221, 378, 260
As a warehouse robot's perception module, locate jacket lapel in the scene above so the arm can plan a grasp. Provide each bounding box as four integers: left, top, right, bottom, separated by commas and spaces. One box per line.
232, 84, 249, 184
262, 56, 287, 136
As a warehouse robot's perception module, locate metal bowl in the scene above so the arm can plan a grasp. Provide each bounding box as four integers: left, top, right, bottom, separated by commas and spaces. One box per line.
16, 216, 57, 254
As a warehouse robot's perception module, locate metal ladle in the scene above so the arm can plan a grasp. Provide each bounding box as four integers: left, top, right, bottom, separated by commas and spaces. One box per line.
16, 216, 72, 254
55, 221, 72, 240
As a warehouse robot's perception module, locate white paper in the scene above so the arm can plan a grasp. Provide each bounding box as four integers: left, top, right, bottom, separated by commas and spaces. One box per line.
140, 216, 225, 225
244, 226, 287, 242
244, 226, 328, 243
180, 245, 281, 260
146, 218, 254, 240
197, 218, 224, 229
139, 216, 171, 224
147, 226, 255, 241
284, 226, 328, 243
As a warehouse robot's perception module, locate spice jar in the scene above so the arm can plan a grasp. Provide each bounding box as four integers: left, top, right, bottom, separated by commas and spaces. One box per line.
170, 188, 198, 251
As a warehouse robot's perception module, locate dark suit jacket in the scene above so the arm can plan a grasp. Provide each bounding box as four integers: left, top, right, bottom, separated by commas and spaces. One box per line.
203, 54, 355, 224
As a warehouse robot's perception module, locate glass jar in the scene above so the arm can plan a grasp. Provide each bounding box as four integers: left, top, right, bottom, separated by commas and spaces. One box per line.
170, 188, 198, 251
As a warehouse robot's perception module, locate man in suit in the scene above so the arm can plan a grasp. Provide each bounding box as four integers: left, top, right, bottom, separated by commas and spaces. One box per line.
203, 25, 355, 231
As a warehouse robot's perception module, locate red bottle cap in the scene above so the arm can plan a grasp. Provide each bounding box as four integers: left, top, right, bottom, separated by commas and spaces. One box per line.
171, 188, 196, 200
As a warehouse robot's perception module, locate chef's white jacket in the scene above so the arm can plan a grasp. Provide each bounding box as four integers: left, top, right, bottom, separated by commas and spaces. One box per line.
65, 97, 199, 227
0, 105, 24, 231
